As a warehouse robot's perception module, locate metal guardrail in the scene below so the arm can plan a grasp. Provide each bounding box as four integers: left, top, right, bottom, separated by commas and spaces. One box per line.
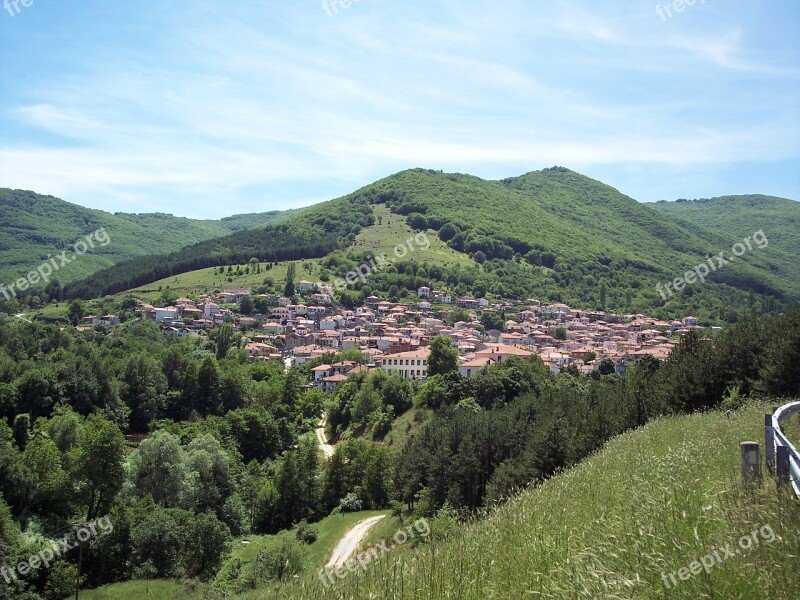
765, 401, 800, 498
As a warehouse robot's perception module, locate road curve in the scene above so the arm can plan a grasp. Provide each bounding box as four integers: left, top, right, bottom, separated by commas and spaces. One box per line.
316, 418, 335, 459
326, 515, 386, 569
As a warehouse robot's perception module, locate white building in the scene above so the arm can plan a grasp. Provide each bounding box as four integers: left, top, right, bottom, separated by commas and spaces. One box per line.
154, 307, 179, 323
381, 349, 429, 380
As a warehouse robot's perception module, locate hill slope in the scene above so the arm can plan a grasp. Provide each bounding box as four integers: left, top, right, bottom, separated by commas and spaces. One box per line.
274, 402, 799, 599
63, 168, 800, 319
649, 194, 799, 258
0, 188, 294, 285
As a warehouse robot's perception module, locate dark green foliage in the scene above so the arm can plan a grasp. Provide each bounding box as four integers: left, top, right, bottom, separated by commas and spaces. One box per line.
598, 357, 616, 375
428, 335, 459, 376
322, 439, 395, 512
396, 310, 800, 512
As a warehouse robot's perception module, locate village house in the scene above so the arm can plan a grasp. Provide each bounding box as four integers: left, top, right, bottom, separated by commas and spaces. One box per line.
222, 287, 252, 304
153, 307, 179, 323
380, 348, 429, 380
100, 314, 120, 326
295, 280, 315, 293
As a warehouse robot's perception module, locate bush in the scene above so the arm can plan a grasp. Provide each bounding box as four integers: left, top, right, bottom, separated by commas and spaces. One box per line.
338, 492, 363, 513
254, 537, 307, 583
294, 520, 318, 544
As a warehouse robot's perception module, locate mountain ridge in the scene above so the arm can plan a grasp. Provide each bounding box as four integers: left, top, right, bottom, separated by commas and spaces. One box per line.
0, 188, 296, 285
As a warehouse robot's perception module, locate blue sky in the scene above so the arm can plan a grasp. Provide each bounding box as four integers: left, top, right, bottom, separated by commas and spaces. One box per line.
0, 0, 798, 218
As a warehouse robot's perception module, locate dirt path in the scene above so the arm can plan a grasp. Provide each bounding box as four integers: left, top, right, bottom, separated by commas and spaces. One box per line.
326, 515, 386, 569
316, 418, 335, 458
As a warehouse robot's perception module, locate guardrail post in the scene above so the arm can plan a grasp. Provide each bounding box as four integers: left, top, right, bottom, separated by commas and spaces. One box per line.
776, 446, 790, 489
765, 414, 775, 474
740, 441, 761, 485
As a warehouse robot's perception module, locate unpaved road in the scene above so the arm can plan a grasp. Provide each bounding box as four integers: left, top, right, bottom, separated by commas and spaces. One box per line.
326, 515, 386, 569
316, 418, 335, 458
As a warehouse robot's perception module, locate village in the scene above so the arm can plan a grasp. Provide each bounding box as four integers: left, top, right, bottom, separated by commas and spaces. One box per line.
79, 281, 704, 393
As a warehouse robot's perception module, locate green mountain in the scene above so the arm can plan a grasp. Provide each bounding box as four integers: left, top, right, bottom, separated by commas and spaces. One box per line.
0, 188, 294, 286
60, 168, 800, 321
648, 194, 799, 257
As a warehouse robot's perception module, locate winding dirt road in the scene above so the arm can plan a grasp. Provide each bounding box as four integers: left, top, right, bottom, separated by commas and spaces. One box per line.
326, 515, 386, 569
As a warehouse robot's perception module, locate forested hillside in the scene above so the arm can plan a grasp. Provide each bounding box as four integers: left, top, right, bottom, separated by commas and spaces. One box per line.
0, 189, 293, 285
7, 168, 799, 322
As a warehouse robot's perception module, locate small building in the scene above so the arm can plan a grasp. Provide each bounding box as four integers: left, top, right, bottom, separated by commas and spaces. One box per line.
380, 349, 429, 380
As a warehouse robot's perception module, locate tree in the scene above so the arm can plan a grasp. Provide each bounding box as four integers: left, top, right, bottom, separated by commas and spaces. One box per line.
196, 357, 221, 416
598, 357, 616, 376
46, 406, 84, 453
407, 213, 428, 230
554, 327, 567, 341
239, 295, 254, 316
128, 430, 186, 507
284, 263, 296, 298
211, 323, 236, 360
480, 312, 504, 332
185, 512, 231, 580
22, 434, 70, 515
121, 353, 168, 431
44, 561, 79, 600
254, 537, 307, 583
182, 434, 233, 516
428, 335, 459, 376
69, 415, 126, 520
438, 222, 458, 242
130, 507, 185, 578
12, 413, 30, 450
67, 299, 85, 326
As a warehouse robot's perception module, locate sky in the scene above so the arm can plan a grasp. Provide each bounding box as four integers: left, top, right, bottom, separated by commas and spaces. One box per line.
0, 0, 798, 219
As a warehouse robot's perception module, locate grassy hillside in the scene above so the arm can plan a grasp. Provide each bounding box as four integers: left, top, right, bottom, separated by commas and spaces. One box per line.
64, 168, 800, 320
273, 402, 799, 599
79, 403, 800, 599
0, 188, 293, 285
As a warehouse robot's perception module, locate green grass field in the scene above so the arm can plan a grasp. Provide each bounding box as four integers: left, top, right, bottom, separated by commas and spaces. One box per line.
120, 260, 322, 302
79, 579, 197, 599
352, 204, 474, 269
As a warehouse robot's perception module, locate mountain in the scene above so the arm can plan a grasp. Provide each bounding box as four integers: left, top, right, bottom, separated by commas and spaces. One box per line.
0, 188, 295, 285
57, 168, 800, 320
648, 194, 799, 257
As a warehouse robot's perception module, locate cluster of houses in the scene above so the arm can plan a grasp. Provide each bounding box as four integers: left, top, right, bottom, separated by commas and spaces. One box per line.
81, 282, 704, 394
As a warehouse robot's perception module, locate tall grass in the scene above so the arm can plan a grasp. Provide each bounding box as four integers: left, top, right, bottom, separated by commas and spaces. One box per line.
265, 402, 799, 599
